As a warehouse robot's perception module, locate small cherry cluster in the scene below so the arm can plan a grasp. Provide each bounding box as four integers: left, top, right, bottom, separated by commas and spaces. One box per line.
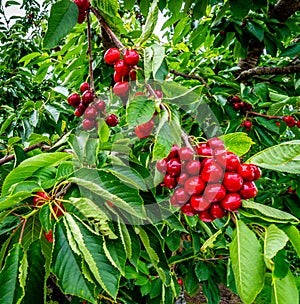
282, 115, 300, 128
74, 0, 90, 23
104, 48, 139, 98
156, 138, 261, 222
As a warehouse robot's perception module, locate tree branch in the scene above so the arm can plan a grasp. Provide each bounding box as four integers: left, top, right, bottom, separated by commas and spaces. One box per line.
169, 69, 210, 88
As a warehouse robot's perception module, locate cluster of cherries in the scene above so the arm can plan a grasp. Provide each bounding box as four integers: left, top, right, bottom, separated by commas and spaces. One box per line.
156, 137, 261, 222
74, 0, 90, 23
282, 115, 300, 128
67, 82, 119, 130
104, 48, 140, 97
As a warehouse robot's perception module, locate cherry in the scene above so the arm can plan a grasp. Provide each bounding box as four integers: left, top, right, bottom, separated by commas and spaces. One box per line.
168, 144, 179, 158
77, 12, 86, 23
275, 121, 281, 127
177, 278, 183, 286
170, 188, 189, 206
184, 176, 206, 195
203, 183, 226, 203
44, 230, 53, 243
163, 174, 177, 189
202, 158, 214, 167
237, 164, 255, 181
74, 103, 87, 117
104, 48, 120, 65
220, 193, 242, 211
135, 119, 154, 138
154, 90, 163, 98
210, 203, 227, 219
79, 82, 90, 93
224, 152, 240, 171
106, 114, 118, 127
232, 96, 241, 102
283, 116, 296, 127
297, 121, 300, 128
82, 90, 94, 105
67, 93, 81, 107
94, 99, 106, 112
114, 60, 131, 76
213, 148, 227, 167
196, 144, 213, 158
239, 181, 258, 199
156, 158, 167, 173
176, 173, 189, 186
74, 0, 90, 11
84, 106, 98, 120
178, 147, 194, 161
185, 160, 201, 176
222, 172, 243, 192
198, 210, 215, 222
33, 191, 50, 206
129, 70, 137, 81
123, 49, 140, 66
244, 120, 252, 130
207, 137, 225, 150
166, 158, 182, 177
180, 203, 197, 216
53, 204, 65, 217
200, 161, 224, 183
134, 91, 146, 97
190, 195, 211, 212
250, 164, 261, 180
82, 118, 95, 130
233, 102, 241, 111
113, 81, 130, 97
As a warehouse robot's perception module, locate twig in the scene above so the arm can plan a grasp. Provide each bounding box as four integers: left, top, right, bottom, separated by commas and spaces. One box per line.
18, 218, 27, 243
86, 9, 95, 91
248, 111, 282, 120
169, 69, 209, 88
55, 183, 72, 198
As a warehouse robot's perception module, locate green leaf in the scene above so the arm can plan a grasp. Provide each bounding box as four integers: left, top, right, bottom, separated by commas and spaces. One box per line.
280, 43, 300, 57
229, 0, 253, 18
18, 52, 42, 66
220, 132, 254, 157
246, 21, 264, 41
229, 220, 265, 304
118, 220, 132, 259
271, 270, 299, 304
2, 152, 71, 196
152, 44, 165, 78
264, 225, 289, 260
144, 46, 154, 80
0, 243, 24, 304
281, 225, 300, 257
0, 215, 21, 235
136, 0, 159, 45
43, 0, 78, 48
193, 0, 208, 19
203, 278, 220, 304
246, 140, 300, 174
0, 113, 16, 135
267, 97, 297, 116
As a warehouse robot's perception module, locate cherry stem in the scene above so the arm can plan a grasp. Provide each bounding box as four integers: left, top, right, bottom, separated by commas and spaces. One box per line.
86, 9, 95, 91
55, 183, 72, 198
18, 217, 27, 243
248, 111, 282, 120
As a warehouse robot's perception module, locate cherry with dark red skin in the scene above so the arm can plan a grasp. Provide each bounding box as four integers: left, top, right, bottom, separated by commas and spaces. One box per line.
114, 60, 131, 76
224, 152, 240, 171
94, 99, 106, 112
250, 164, 261, 181
190, 195, 211, 212
202, 158, 214, 167
196, 143, 213, 158
129, 70, 137, 81
244, 120, 252, 130
104, 48, 120, 65
82, 90, 94, 105
297, 121, 300, 128
210, 203, 227, 219
203, 183, 227, 203
74, 103, 87, 117
113, 71, 129, 83
106, 114, 119, 127
213, 148, 227, 167
123, 49, 140, 66
163, 174, 177, 189
168, 144, 179, 158
184, 176, 206, 195
33, 192, 50, 206
178, 147, 194, 161
222, 172, 244, 192
74, 0, 90, 11
232, 96, 241, 103
181, 203, 197, 216
200, 161, 224, 183
79, 82, 90, 93
166, 158, 182, 177
53, 204, 65, 217
176, 173, 189, 186
283, 116, 296, 127
82, 118, 95, 130
135, 119, 154, 138
84, 106, 98, 120
113, 81, 130, 97
77, 12, 86, 23
177, 278, 183, 286
67, 93, 81, 107
239, 181, 258, 199
220, 193, 242, 211
233, 103, 241, 111
237, 164, 255, 181
207, 137, 225, 150
185, 160, 201, 176
170, 188, 189, 206
199, 210, 215, 222
44, 230, 53, 243
156, 158, 167, 173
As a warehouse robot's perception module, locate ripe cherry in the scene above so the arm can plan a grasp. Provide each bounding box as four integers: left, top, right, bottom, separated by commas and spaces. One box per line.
184, 176, 206, 195
200, 161, 224, 183
170, 188, 189, 206
67, 93, 81, 107
196, 143, 213, 157
222, 172, 243, 192
283, 116, 296, 127
178, 147, 194, 161
177, 278, 183, 286
297, 121, 300, 128
220, 193, 242, 211
163, 174, 177, 189
176, 173, 189, 186
190, 195, 210, 212
82, 90, 94, 105
207, 137, 225, 150
33, 192, 50, 206
168, 144, 179, 158
156, 158, 167, 173
79, 82, 90, 93
198, 210, 215, 222
224, 152, 240, 171
84, 106, 98, 120
180, 203, 197, 216
94, 99, 106, 112
123, 49, 140, 66
53, 204, 65, 217
77, 12, 86, 23
237, 164, 255, 181
210, 203, 227, 219
244, 120, 252, 130
106, 114, 119, 127
44, 230, 53, 243
74, 103, 87, 117
239, 181, 258, 199
74, 0, 90, 11
250, 164, 261, 181
129, 69, 137, 81
135, 119, 154, 138
232, 96, 241, 102
203, 183, 227, 203
185, 160, 201, 176
82, 118, 95, 130
167, 158, 182, 177
104, 48, 120, 65
114, 60, 131, 76
113, 81, 130, 97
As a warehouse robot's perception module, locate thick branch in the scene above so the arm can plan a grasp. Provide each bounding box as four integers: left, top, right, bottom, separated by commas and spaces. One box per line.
169, 69, 209, 88
236, 64, 300, 81
269, 0, 300, 22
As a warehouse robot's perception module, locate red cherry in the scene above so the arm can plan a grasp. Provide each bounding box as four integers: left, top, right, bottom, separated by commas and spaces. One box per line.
283, 116, 296, 127
202, 158, 214, 167
166, 158, 182, 177
207, 137, 225, 150
185, 160, 201, 176
275, 121, 281, 127
74, 0, 90, 11
114, 60, 131, 76
176, 173, 189, 186
237, 164, 255, 181
250, 164, 261, 181
168, 144, 179, 158
200, 161, 224, 183
239, 181, 258, 199
154, 90, 163, 98
177, 278, 183, 286
33, 192, 50, 206
244, 120, 252, 129
133, 91, 146, 97
196, 144, 213, 158
232, 96, 241, 102
180, 203, 197, 216
203, 183, 226, 203
135, 119, 155, 138
224, 152, 240, 171
82, 90, 94, 105
178, 147, 194, 161
184, 176, 206, 195
213, 148, 227, 167
156, 158, 167, 173
198, 210, 215, 222
82, 118, 95, 130
233, 102, 241, 111
222, 172, 244, 192
77, 12, 86, 23
84, 106, 98, 120
67, 93, 81, 107
44, 230, 53, 243
163, 174, 177, 189
94, 99, 106, 112
105, 114, 118, 127
190, 195, 210, 212
123, 49, 140, 66
113, 81, 130, 97
129, 69, 137, 81
220, 193, 242, 211
297, 121, 300, 128
210, 203, 227, 219
53, 204, 65, 217
79, 82, 90, 93
104, 48, 120, 65
170, 188, 189, 207
74, 103, 87, 117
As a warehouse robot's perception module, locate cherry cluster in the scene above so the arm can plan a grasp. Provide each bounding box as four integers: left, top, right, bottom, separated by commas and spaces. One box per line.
74, 0, 90, 23
156, 138, 261, 222
227, 95, 253, 113
104, 48, 140, 98
282, 115, 300, 128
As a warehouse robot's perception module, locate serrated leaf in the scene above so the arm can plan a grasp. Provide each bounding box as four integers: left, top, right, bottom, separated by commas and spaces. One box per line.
0, 113, 16, 135
264, 225, 288, 260
118, 220, 132, 259
229, 0, 253, 18
144, 46, 154, 80
281, 225, 300, 257
220, 132, 254, 156
152, 44, 165, 77
43, 0, 77, 48
246, 140, 300, 174
229, 220, 265, 304
246, 21, 264, 41
280, 43, 300, 58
